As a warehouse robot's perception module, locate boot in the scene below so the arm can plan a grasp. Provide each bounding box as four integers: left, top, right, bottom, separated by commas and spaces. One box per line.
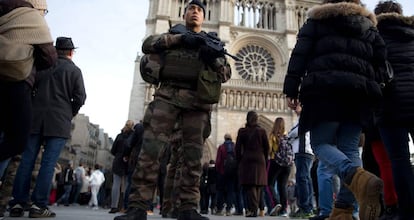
345, 167, 383, 220
177, 209, 209, 220
329, 206, 353, 220
379, 204, 399, 220
114, 208, 147, 220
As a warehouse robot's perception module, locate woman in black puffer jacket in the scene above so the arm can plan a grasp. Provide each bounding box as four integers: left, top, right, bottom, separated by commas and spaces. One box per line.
374, 1, 414, 218
283, 0, 389, 219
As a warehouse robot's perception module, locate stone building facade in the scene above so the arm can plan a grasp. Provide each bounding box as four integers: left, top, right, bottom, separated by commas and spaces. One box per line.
128, 0, 322, 162
60, 114, 114, 171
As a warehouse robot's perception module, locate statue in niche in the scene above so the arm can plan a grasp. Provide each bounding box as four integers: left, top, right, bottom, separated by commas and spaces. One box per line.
220, 90, 227, 107
243, 92, 249, 108
279, 94, 284, 110
273, 94, 278, 111
228, 91, 234, 107
251, 92, 256, 109
258, 93, 264, 109
265, 93, 271, 110
236, 92, 241, 108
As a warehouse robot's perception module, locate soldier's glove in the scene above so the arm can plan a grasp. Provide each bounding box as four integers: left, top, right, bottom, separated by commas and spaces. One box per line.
181, 33, 203, 49
199, 45, 222, 65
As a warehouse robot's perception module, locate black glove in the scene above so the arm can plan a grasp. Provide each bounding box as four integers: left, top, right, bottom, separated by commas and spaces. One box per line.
181, 33, 203, 49
199, 45, 222, 65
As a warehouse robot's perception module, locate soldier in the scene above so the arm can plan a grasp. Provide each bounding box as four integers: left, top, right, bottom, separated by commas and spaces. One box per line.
114, 0, 231, 220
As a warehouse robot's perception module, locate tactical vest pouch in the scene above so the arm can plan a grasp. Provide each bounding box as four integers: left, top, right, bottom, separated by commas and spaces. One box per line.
139, 53, 162, 85
197, 69, 221, 104
162, 49, 202, 82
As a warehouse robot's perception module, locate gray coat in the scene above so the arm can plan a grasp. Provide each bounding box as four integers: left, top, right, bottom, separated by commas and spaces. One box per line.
31, 56, 86, 138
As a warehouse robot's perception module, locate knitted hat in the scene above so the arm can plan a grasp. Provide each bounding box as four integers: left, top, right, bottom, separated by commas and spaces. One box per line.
186, 0, 206, 18
25, 0, 47, 10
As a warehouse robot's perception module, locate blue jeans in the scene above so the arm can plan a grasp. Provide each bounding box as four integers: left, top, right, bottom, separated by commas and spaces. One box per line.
57, 185, 72, 205
294, 153, 314, 213
11, 135, 66, 208
380, 126, 414, 218
310, 122, 361, 207
317, 160, 337, 216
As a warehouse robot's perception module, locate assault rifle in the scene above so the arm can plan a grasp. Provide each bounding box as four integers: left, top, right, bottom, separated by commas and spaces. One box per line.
169, 24, 240, 61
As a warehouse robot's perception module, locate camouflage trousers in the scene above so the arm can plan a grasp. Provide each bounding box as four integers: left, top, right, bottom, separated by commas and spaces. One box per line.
129, 99, 210, 211
161, 140, 180, 216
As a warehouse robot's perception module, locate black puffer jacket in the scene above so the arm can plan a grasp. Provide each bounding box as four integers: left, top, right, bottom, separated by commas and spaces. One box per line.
283, 2, 388, 132
376, 13, 414, 126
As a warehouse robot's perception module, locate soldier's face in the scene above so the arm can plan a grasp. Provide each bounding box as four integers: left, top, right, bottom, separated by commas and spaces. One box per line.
184, 4, 204, 29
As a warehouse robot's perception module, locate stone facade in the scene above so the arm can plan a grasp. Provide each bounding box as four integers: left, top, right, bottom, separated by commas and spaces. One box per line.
60, 114, 114, 171
128, 0, 322, 162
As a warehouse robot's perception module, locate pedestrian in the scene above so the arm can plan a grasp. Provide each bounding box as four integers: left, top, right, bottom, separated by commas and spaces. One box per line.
109, 120, 134, 214
73, 162, 86, 205
122, 121, 144, 211
9, 36, 86, 218
235, 111, 269, 217
288, 105, 315, 218
286, 179, 297, 214
55, 161, 75, 206
215, 133, 237, 216
88, 164, 105, 210
283, 0, 389, 218
268, 117, 291, 217
374, 1, 414, 218
0, 0, 57, 161
114, 0, 231, 219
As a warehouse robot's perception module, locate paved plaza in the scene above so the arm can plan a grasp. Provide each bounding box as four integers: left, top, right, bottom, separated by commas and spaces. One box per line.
2, 205, 294, 220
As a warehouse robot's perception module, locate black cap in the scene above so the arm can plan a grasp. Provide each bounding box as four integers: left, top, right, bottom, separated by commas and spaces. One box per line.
55, 37, 77, 50
186, 0, 206, 18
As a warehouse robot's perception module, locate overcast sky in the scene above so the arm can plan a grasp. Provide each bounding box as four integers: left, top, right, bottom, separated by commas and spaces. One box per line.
45, 0, 413, 139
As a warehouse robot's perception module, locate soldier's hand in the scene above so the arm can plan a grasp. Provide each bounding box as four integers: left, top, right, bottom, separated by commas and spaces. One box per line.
181, 33, 203, 48
199, 45, 221, 65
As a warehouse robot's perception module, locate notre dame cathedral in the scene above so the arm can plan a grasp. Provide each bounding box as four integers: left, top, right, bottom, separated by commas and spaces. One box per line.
128, 0, 322, 161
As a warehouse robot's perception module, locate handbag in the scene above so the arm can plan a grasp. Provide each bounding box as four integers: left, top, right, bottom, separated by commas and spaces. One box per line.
0, 35, 34, 81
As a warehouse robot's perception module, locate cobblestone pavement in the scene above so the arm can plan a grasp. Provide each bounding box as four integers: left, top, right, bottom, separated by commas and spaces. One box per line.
1, 205, 298, 220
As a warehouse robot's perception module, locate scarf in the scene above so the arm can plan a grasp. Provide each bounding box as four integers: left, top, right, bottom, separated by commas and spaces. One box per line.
0, 7, 52, 44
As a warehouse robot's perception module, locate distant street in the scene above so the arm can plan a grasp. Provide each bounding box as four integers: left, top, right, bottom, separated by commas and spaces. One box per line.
2, 205, 296, 220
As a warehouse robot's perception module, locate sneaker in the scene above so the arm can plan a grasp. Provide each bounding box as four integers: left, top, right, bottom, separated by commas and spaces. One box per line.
9, 204, 24, 217
270, 204, 282, 216
289, 209, 315, 218
225, 210, 232, 216
108, 208, 119, 213
28, 204, 56, 218
214, 209, 224, 216
114, 208, 147, 220
178, 209, 209, 220
92, 206, 99, 211
279, 209, 288, 217
146, 210, 154, 215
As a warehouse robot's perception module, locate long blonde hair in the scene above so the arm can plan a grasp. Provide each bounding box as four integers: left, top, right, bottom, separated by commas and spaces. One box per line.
271, 117, 285, 138
122, 120, 134, 133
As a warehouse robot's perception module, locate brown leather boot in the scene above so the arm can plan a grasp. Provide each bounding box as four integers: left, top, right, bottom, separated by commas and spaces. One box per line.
345, 167, 383, 220
329, 206, 353, 220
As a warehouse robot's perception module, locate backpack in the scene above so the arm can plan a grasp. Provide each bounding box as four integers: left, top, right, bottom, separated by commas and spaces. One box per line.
0, 35, 34, 81
223, 143, 237, 176
274, 135, 294, 167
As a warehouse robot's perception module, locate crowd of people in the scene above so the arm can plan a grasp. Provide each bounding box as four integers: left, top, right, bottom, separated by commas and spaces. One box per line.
0, 0, 414, 220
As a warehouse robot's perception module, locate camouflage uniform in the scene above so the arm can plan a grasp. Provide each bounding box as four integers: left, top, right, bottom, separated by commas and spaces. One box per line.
128, 32, 231, 213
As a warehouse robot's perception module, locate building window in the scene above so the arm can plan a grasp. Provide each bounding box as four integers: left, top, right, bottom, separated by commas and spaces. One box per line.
235, 45, 275, 82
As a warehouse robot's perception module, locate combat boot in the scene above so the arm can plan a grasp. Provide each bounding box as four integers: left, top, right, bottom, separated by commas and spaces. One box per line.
114, 208, 147, 220
328, 206, 353, 220
345, 167, 383, 220
177, 209, 209, 220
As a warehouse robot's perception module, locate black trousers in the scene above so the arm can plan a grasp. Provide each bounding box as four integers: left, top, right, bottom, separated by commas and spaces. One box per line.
0, 80, 32, 161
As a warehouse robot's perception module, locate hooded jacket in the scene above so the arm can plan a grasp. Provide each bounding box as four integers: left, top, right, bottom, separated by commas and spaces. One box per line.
283, 2, 388, 132
376, 13, 414, 126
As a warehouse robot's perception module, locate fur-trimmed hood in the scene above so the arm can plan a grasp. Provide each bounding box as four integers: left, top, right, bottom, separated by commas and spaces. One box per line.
308, 2, 377, 26
377, 12, 414, 39
377, 12, 414, 27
